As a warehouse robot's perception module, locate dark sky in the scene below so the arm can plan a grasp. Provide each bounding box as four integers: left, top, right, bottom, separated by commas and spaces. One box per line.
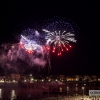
0, 0, 100, 76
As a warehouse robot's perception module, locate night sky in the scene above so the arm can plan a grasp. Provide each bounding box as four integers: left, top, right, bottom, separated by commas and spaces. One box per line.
0, 1, 100, 76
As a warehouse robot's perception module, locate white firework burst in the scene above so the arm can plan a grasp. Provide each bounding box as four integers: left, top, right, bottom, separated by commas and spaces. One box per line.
43, 29, 77, 55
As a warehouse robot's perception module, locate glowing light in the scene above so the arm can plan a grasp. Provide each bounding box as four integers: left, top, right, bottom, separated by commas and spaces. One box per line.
0, 89, 2, 98
13, 80, 15, 82
53, 47, 55, 49
69, 45, 72, 48
24, 80, 26, 82
0, 80, 4, 83
42, 79, 44, 82
66, 48, 68, 51
31, 78, 34, 81
11, 90, 16, 100
52, 50, 55, 53
48, 79, 51, 81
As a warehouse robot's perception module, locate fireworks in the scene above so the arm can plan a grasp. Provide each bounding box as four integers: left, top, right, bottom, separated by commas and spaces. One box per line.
43, 29, 76, 55
20, 29, 45, 54
20, 35, 41, 53
0, 29, 47, 74
0, 17, 77, 74
19, 29, 47, 66
43, 18, 77, 55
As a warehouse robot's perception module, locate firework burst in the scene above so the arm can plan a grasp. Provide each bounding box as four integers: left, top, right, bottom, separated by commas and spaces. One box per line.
43, 18, 77, 56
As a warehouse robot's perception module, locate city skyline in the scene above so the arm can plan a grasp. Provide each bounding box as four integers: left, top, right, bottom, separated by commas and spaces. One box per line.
0, 1, 99, 76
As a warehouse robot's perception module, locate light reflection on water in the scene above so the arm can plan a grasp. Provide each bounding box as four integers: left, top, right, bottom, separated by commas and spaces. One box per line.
0, 89, 2, 98
11, 90, 16, 100
0, 88, 16, 99
0, 88, 43, 99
